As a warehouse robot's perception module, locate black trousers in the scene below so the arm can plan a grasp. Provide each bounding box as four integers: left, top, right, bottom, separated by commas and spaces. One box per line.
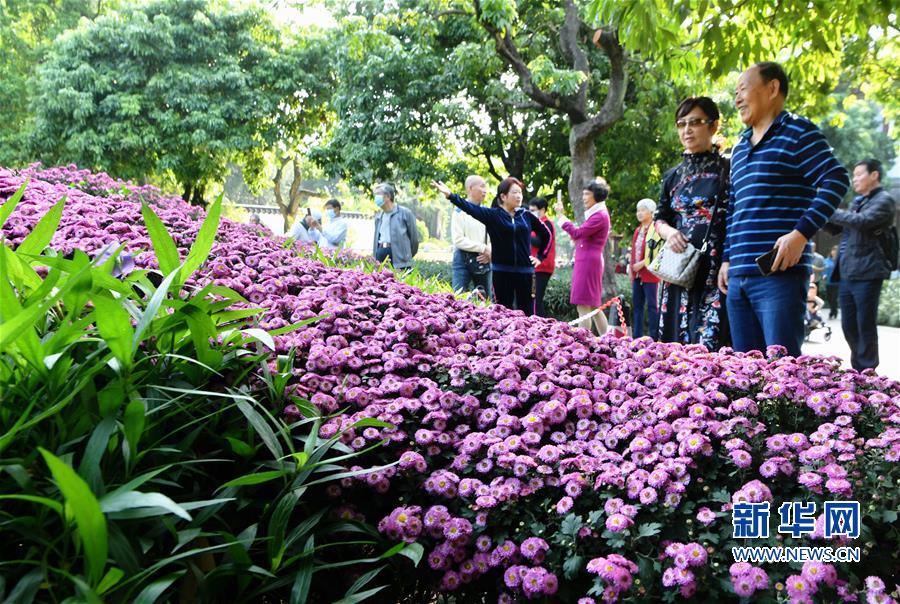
534, 272, 552, 317
493, 271, 534, 316
826, 283, 840, 318
839, 279, 883, 371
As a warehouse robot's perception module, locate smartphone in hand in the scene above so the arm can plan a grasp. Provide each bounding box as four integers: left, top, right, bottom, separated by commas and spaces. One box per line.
755, 248, 778, 276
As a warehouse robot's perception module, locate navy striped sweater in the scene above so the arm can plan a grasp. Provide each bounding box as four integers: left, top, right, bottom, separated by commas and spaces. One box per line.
724, 111, 849, 277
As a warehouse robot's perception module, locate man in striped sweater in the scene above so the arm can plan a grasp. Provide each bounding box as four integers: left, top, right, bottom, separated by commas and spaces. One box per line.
717, 62, 850, 357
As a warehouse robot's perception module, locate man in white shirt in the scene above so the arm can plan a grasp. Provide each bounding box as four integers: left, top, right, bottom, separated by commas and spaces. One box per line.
309, 198, 348, 250
450, 175, 492, 299
287, 208, 321, 242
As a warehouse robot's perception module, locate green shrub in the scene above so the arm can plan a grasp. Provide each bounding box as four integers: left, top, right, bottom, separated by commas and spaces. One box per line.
878, 278, 899, 327
0, 186, 409, 603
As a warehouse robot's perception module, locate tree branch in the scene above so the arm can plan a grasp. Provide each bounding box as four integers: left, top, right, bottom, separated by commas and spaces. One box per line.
473, 0, 585, 121
560, 0, 589, 112
571, 27, 627, 144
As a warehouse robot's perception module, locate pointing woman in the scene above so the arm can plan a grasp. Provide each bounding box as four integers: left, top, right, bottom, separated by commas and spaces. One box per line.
433, 177, 551, 316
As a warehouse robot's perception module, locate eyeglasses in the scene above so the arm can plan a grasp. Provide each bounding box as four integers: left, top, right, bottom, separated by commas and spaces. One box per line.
676, 118, 714, 129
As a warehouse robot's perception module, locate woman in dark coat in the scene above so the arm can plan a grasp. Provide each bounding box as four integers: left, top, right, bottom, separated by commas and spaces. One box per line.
433, 177, 551, 316
654, 97, 730, 350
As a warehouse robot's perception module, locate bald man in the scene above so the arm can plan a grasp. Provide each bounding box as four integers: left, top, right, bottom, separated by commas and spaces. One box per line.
450, 175, 492, 299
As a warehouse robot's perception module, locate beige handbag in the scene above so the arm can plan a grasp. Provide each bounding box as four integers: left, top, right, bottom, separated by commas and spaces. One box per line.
648, 198, 720, 290
649, 242, 702, 289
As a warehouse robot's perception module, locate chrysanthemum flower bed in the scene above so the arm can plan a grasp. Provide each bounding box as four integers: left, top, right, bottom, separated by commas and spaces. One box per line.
2, 165, 899, 603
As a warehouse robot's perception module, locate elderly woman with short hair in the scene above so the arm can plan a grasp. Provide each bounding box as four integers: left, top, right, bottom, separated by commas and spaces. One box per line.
630, 198, 662, 339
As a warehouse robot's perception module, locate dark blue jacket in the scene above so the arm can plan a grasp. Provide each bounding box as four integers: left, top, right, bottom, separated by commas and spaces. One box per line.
826, 187, 896, 281
449, 194, 551, 273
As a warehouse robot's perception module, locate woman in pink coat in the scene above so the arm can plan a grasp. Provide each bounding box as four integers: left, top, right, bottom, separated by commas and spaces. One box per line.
554, 179, 612, 335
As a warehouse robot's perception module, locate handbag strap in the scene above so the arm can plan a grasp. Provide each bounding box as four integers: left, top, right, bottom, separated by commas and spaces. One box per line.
699, 194, 721, 254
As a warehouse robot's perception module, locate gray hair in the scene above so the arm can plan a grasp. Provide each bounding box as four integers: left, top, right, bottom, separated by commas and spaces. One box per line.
374, 183, 396, 201
636, 198, 656, 213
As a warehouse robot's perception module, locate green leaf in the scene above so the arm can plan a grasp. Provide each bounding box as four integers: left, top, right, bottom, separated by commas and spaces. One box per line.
225, 436, 256, 457
220, 470, 286, 489
16, 195, 65, 256
395, 542, 424, 567
100, 491, 192, 521
0, 494, 63, 515
269, 489, 303, 571
141, 203, 180, 275
78, 416, 118, 492
131, 265, 181, 352
236, 399, 284, 462
131, 571, 184, 604
123, 398, 146, 459
289, 538, 314, 604
332, 586, 387, 604
96, 567, 125, 596
241, 328, 276, 351
0, 179, 29, 229
39, 447, 108, 586
637, 522, 663, 539
182, 193, 222, 280
563, 554, 584, 580
268, 315, 325, 336
93, 292, 134, 368
3, 568, 43, 604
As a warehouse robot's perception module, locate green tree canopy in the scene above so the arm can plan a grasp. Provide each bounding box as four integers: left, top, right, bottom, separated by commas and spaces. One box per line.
29, 0, 321, 205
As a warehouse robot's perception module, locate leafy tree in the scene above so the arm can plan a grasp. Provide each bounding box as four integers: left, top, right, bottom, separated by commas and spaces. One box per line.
588, 0, 899, 121
0, 0, 116, 165
29, 0, 314, 206
821, 95, 897, 175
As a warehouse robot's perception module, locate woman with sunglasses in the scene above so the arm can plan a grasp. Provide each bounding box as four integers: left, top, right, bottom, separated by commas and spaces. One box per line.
653, 96, 730, 350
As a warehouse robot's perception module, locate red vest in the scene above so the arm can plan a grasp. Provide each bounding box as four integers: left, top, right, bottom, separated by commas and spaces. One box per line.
532, 216, 556, 273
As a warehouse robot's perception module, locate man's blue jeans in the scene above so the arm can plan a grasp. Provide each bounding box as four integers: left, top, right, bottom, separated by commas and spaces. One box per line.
839, 279, 883, 371
727, 272, 807, 357
631, 278, 659, 339
452, 249, 492, 300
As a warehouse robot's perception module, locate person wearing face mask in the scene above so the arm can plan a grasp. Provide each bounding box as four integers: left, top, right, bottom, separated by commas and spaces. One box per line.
433, 177, 551, 316
372, 183, 419, 270
654, 97, 730, 351
309, 198, 348, 250
719, 62, 849, 358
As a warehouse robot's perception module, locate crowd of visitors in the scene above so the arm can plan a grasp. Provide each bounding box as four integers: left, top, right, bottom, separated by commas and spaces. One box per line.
284, 61, 896, 370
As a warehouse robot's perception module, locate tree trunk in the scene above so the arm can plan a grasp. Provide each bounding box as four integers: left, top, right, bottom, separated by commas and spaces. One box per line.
569, 133, 618, 301
273, 158, 290, 231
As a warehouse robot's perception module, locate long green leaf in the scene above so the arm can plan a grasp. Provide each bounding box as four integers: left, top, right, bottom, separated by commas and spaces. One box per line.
289, 537, 314, 604
100, 491, 191, 521
78, 417, 118, 492
131, 265, 181, 352
0, 179, 28, 229
93, 292, 134, 368
220, 470, 286, 489
0, 494, 63, 515
131, 571, 184, 604
332, 586, 388, 604
17, 195, 66, 256
268, 489, 302, 571
141, 203, 180, 275
3, 568, 43, 604
39, 447, 108, 586
182, 193, 222, 278
236, 399, 284, 462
